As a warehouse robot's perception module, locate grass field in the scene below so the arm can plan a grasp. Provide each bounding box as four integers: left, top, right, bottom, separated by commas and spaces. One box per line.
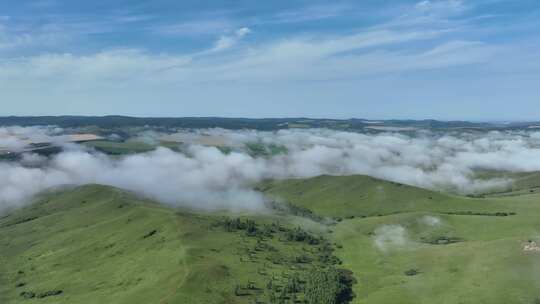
2, 174, 540, 303
83, 141, 157, 155
0, 185, 344, 304
262, 175, 540, 304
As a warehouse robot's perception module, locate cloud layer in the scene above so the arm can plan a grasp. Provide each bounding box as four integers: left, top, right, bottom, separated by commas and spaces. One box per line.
0, 146, 266, 212
0, 126, 63, 151
2, 127, 540, 213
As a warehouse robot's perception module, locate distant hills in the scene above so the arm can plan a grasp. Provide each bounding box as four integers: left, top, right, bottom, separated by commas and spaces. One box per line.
0, 116, 536, 130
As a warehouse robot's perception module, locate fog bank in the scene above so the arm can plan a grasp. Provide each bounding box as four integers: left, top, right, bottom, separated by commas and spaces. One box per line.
2, 127, 540, 212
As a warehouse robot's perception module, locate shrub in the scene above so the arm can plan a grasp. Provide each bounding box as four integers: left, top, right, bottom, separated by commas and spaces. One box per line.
305, 268, 356, 304
404, 269, 420, 276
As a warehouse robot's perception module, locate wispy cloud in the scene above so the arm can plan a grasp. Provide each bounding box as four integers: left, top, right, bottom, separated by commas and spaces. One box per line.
0, 0, 508, 81
0, 27, 496, 88
0, 0, 537, 117
0, 22, 67, 51
267, 3, 351, 24
154, 19, 233, 36
379, 0, 472, 30
111, 14, 154, 24
210, 27, 251, 52
414, 0, 468, 17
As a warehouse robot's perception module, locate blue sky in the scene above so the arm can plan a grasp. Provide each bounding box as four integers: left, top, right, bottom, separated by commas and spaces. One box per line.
0, 0, 539, 120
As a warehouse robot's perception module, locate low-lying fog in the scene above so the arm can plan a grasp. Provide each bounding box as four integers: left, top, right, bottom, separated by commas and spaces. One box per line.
2, 126, 540, 212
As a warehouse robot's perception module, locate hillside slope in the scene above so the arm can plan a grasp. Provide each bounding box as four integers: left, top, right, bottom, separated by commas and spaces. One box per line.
262, 175, 540, 303
484, 171, 540, 197
259, 175, 518, 218
0, 185, 349, 304
3, 175, 540, 304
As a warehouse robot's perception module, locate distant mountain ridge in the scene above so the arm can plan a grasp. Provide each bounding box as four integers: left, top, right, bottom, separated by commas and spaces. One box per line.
0, 116, 531, 130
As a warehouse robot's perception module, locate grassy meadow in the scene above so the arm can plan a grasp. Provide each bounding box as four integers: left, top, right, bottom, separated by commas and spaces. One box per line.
1, 185, 346, 304
2, 174, 540, 303
262, 175, 540, 304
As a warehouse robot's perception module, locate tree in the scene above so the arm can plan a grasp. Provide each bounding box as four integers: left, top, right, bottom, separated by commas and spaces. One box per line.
305, 268, 355, 304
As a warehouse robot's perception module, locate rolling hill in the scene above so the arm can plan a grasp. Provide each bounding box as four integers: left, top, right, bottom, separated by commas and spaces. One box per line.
261, 175, 540, 304
259, 175, 522, 218
0, 185, 350, 304
2, 174, 540, 303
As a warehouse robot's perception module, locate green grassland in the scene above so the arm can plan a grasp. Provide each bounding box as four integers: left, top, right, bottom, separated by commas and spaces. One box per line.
83, 141, 156, 155
85, 139, 290, 158
3, 174, 540, 303
0, 185, 349, 304
245, 142, 288, 158
262, 175, 540, 304
259, 175, 522, 218
83, 140, 186, 155
494, 172, 540, 197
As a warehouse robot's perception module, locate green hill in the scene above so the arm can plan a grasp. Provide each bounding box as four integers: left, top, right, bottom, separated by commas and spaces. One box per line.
512, 171, 540, 191
0, 185, 351, 304
495, 171, 540, 196
470, 170, 540, 197
261, 175, 540, 303
259, 175, 520, 218
83, 140, 156, 155
3, 175, 540, 304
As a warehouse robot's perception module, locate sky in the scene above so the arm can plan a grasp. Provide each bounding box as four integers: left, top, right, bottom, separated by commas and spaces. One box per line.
0, 0, 539, 120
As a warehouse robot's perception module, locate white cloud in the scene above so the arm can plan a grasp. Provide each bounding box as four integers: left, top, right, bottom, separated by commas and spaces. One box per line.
0, 0, 536, 116
155, 19, 232, 36
381, 0, 470, 29
3, 127, 540, 213
1, 27, 492, 89
0, 24, 65, 51
0, 145, 267, 212
210, 27, 251, 52
0, 49, 191, 88
374, 225, 408, 252
419, 215, 442, 226
0, 126, 63, 151
268, 4, 350, 24
236, 27, 251, 37
412, 0, 469, 23
415, 0, 467, 15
